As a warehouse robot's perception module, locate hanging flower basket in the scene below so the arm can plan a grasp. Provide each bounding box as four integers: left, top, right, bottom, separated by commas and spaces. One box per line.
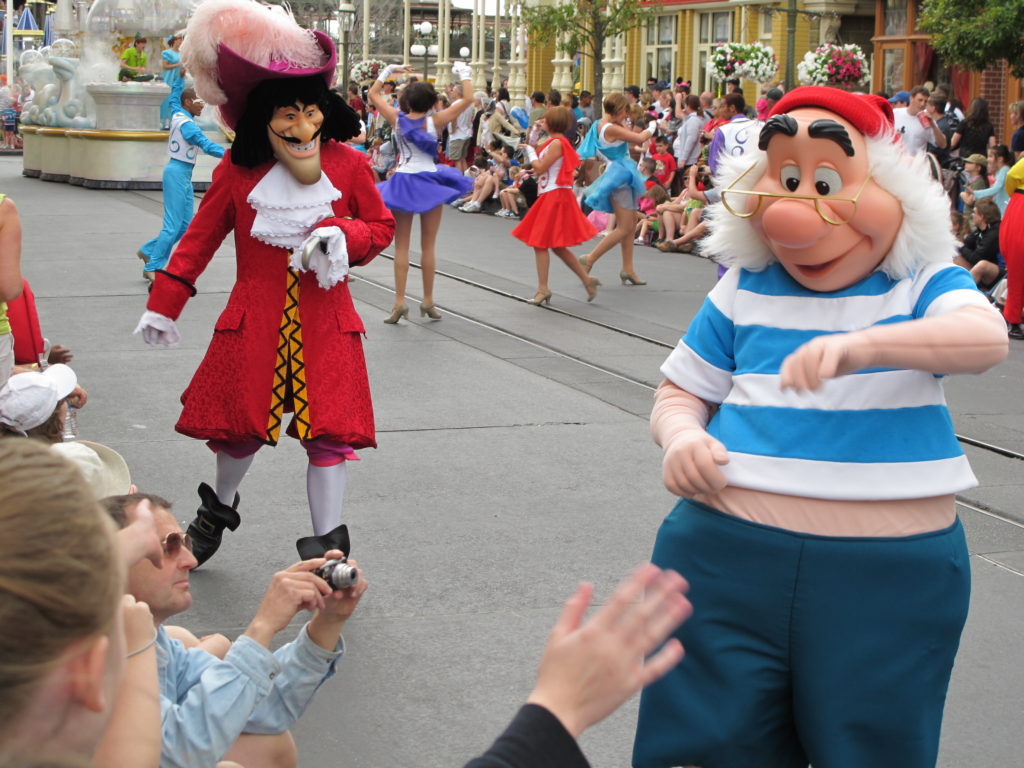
709, 42, 778, 85
351, 59, 389, 83
709, 43, 743, 81
737, 42, 777, 84
797, 43, 870, 89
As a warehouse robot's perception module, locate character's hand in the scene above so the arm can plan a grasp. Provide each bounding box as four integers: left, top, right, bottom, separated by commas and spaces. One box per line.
134, 310, 182, 348
47, 344, 74, 365
122, 594, 156, 652
525, 564, 691, 739
661, 430, 729, 496
452, 62, 472, 81
116, 499, 163, 569
245, 558, 335, 647
779, 332, 872, 392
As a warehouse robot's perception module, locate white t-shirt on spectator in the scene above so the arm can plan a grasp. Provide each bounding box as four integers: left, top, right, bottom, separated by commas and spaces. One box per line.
450, 106, 474, 141
893, 108, 929, 155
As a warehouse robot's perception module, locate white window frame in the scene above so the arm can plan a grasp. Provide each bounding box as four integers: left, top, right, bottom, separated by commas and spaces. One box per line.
644, 13, 678, 85
694, 10, 735, 93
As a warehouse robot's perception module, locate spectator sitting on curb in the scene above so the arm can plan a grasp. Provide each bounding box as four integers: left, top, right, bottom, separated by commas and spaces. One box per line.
103, 493, 367, 768
0, 363, 84, 442
953, 198, 1002, 289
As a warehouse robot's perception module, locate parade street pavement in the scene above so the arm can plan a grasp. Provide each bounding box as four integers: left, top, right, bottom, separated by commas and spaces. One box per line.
12, 156, 1023, 766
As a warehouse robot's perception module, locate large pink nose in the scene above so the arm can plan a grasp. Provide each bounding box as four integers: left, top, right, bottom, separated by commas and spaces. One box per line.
761, 198, 831, 249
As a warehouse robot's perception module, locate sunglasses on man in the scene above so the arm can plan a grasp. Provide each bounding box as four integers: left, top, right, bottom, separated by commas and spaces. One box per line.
161, 531, 193, 557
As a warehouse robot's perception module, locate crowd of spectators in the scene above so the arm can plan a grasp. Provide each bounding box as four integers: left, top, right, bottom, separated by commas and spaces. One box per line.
339, 73, 1024, 326
333, 75, 771, 272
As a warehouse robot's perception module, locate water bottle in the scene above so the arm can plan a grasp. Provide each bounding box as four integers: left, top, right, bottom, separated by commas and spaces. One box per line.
62, 404, 78, 441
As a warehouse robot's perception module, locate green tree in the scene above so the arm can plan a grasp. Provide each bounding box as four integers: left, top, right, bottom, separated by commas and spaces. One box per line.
522, 0, 653, 106
919, 0, 1024, 78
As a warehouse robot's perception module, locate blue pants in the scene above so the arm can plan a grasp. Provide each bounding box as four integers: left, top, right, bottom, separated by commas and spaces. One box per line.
140, 158, 195, 272
633, 498, 970, 768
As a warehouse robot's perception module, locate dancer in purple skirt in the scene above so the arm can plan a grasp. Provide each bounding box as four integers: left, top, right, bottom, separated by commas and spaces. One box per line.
370, 62, 475, 323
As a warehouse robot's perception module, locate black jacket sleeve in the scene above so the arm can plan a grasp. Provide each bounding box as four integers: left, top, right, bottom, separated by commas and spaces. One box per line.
462, 704, 590, 768
959, 224, 1001, 265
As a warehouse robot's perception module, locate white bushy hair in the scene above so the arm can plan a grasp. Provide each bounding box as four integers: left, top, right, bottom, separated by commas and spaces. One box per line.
181, 0, 323, 107
700, 127, 957, 280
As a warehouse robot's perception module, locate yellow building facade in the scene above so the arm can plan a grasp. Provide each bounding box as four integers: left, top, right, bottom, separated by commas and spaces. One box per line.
527, 1, 875, 100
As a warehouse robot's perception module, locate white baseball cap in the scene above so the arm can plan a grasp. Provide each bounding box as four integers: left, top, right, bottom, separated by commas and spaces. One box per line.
0, 364, 78, 432
51, 440, 132, 498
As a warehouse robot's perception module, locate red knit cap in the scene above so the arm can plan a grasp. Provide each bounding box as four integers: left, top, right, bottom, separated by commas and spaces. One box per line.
768, 86, 894, 139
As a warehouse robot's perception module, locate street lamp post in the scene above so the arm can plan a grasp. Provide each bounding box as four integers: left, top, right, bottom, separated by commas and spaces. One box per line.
337, 1, 356, 85
410, 20, 433, 80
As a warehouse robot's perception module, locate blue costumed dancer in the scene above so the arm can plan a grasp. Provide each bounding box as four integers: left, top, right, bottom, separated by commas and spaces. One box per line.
138, 77, 225, 283
159, 33, 184, 128
370, 62, 475, 323
577, 92, 653, 287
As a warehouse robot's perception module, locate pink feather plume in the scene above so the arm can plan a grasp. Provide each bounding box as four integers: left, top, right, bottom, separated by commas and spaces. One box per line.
181, 0, 324, 106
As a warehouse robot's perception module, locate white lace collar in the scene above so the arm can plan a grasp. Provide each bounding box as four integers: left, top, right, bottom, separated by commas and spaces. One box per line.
247, 162, 342, 250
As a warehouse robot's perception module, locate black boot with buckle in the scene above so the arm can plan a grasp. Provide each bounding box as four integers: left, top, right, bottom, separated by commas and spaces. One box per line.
187, 482, 241, 567
296, 524, 350, 561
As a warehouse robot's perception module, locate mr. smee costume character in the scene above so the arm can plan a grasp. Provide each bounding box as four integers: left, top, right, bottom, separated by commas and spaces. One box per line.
135, 0, 395, 565
632, 87, 1008, 768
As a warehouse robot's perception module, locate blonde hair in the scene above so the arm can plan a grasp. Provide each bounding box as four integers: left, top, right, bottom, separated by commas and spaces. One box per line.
603, 92, 629, 116
0, 441, 122, 736
0, 406, 66, 444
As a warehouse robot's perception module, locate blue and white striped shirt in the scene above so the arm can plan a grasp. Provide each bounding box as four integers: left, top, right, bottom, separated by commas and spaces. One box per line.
661, 262, 989, 500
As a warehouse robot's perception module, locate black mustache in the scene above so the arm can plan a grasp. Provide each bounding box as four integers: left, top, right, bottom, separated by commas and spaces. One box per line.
272, 128, 322, 144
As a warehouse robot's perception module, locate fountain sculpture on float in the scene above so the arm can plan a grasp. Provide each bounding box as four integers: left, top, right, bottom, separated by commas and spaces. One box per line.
21, 0, 229, 189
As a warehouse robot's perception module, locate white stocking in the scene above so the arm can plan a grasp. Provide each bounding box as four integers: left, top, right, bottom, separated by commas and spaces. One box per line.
215, 452, 255, 506
306, 462, 348, 536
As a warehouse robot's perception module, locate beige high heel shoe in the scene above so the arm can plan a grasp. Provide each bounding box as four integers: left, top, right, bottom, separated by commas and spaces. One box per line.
585, 277, 601, 302
620, 271, 647, 286
383, 304, 409, 324
420, 302, 442, 320
527, 290, 553, 306
579, 255, 592, 274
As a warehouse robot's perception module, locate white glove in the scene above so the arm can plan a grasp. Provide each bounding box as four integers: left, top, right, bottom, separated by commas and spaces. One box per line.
377, 64, 400, 83
452, 62, 472, 81
134, 310, 182, 348
524, 144, 539, 164
290, 226, 349, 290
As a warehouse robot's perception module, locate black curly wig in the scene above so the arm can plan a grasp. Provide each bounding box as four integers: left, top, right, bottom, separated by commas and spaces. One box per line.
231, 75, 362, 168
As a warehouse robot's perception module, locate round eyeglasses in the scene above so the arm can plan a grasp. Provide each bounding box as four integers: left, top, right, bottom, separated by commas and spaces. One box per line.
721, 163, 871, 226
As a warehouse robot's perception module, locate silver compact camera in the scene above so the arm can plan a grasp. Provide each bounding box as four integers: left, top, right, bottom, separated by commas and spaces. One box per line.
315, 556, 359, 590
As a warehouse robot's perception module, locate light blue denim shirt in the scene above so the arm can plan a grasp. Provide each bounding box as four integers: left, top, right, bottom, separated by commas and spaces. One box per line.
156, 623, 344, 768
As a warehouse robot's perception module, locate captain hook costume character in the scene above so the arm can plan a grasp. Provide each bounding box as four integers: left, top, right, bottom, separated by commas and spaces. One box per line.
632, 88, 1009, 768
135, 0, 395, 565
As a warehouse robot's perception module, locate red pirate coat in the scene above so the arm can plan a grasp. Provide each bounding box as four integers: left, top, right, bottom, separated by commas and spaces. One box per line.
146, 141, 395, 449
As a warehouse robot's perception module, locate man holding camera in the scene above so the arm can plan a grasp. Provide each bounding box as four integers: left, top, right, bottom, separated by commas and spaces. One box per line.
106, 493, 366, 768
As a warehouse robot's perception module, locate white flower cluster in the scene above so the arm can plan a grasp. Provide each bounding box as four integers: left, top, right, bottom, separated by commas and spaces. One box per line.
797, 43, 870, 88
741, 43, 778, 84
710, 42, 778, 85
351, 59, 389, 83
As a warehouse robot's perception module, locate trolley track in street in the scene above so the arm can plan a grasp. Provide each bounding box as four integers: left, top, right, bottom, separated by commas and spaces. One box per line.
360, 253, 1024, 526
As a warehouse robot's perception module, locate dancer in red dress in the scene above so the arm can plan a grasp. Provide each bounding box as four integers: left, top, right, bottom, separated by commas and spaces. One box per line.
512, 106, 601, 306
